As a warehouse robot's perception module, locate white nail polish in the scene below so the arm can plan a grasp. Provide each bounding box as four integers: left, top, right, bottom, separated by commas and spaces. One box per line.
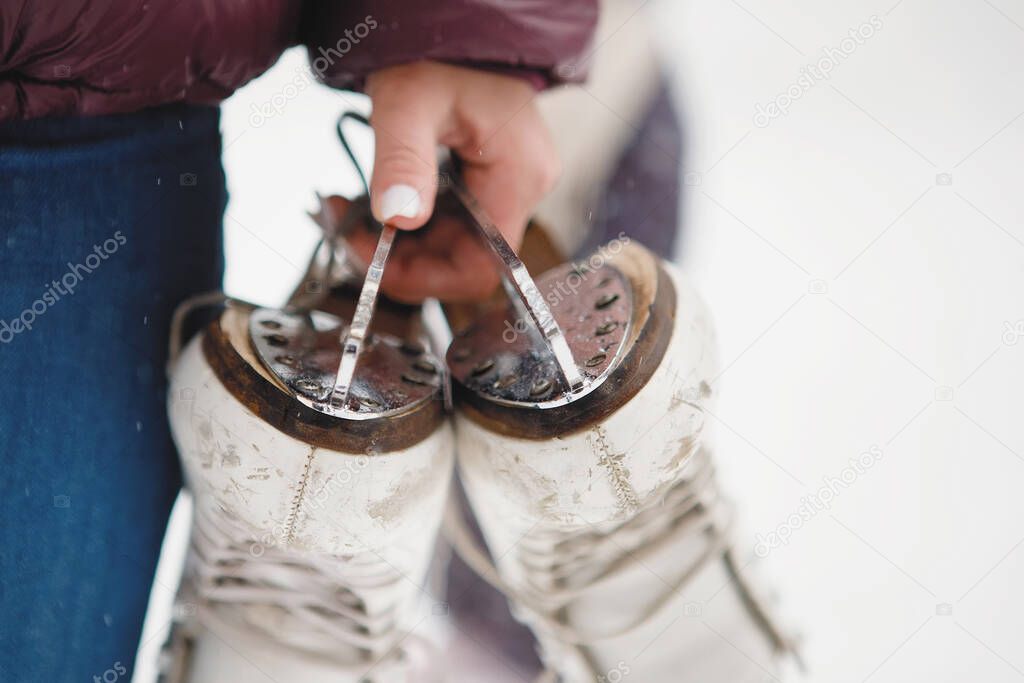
378, 184, 421, 220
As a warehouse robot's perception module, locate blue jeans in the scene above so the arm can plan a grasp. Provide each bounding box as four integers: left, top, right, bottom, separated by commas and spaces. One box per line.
0, 105, 225, 682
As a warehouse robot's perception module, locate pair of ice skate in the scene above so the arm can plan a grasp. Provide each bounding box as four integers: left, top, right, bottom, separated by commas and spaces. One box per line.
159, 168, 796, 682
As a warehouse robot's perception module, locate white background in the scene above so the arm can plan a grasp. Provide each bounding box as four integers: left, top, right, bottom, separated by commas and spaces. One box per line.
667, 1, 1024, 681
136, 1, 1024, 681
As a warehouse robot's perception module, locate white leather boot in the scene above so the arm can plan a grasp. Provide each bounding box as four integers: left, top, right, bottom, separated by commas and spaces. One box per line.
160, 224, 454, 682
445, 240, 797, 683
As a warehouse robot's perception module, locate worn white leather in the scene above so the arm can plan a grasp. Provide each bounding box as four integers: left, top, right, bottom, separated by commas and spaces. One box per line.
167, 335, 453, 681
455, 262, 784, 682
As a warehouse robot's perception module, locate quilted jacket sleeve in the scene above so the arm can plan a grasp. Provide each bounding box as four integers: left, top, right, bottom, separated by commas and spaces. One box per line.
0, 0, 598, 121
300, 0, 599, 90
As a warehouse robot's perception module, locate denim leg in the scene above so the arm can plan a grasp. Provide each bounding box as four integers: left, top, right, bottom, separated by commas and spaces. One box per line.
0, 104, 225, 682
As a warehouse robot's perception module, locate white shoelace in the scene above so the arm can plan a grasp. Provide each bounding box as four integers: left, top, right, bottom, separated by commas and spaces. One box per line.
183, 502, 422, 680
444, 446, 796, 682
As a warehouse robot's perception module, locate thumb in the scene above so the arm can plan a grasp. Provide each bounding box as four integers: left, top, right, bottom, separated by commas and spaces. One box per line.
368, 103, 440, 230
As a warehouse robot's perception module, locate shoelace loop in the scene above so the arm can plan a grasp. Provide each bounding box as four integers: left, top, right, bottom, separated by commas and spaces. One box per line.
445, 445, 796, 681
184, 502, 424, 682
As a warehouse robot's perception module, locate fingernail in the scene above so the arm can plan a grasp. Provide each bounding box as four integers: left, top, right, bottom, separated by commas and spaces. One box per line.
378, 184, 421, 221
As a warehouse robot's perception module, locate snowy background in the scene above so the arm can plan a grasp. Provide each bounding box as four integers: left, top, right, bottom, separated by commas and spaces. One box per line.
136, 1, 1024, 681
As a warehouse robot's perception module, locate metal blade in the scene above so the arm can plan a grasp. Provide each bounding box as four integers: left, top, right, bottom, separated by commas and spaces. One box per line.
330, 224, 397, 408
447, 178, 585, 393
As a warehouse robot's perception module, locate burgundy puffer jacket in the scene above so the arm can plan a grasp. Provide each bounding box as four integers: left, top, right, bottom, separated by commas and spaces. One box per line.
0, 0, 597, 121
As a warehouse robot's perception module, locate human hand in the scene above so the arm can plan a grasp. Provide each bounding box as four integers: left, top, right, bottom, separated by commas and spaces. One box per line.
347, 61, 559, 303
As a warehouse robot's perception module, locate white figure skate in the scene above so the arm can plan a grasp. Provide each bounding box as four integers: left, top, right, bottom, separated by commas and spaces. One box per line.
160, 198, 453, 683
158, 148, 795, 681
441, 184, 797, 682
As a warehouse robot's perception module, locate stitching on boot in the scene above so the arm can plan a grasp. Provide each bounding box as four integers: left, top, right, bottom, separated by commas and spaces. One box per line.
283, 446, 316, 544
592, 427, 640, 513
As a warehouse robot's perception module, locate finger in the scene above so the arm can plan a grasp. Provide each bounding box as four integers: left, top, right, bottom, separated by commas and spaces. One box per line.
386, 222, 501, 303
458, 108, 560, 253
368, 88, 444, 230
345, 217, 500, 303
